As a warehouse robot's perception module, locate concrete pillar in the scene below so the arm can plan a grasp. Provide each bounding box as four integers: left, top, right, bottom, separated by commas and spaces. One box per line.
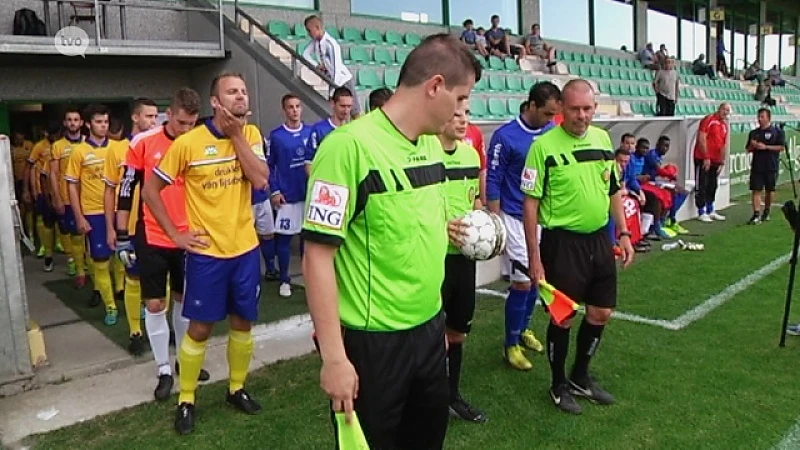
634, 0, 648, 52
795, 16, 800, 77
757, 0, 767, 68
520, 0, 541, 31
706, 0, 717, 69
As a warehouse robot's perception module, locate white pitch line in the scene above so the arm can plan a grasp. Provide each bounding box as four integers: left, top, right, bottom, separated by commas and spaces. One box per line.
773, 418, 800, 450
476, 251, 792, 332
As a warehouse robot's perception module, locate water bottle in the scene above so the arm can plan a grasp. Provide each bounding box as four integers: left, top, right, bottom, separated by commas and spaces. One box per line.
661, 242, 680, 251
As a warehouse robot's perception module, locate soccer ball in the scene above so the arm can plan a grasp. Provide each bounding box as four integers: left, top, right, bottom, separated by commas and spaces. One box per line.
458, 210, 507, 261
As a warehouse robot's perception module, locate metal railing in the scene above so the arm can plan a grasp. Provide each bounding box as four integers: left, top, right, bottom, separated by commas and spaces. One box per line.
233, 3, 335, 92
21, 0, 224, 48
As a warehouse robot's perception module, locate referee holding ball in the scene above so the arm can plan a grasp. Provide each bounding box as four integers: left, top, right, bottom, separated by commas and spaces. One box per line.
521, 79, 634, 415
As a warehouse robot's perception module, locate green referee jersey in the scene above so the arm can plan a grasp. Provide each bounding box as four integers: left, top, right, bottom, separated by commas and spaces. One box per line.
301, 109, 449, 332
520, 125, 619, 233
442, 141, 481, 254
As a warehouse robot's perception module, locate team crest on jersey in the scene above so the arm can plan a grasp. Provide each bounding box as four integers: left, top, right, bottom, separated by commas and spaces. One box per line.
520, 167, 537, 191
765, 132, 772, 140
251, 143, 264, 156
307, 180, 349, 230
205, 145, 218, 156
602, 168, 610, 182
296, 146, 305, 156
85, 153, 95, 161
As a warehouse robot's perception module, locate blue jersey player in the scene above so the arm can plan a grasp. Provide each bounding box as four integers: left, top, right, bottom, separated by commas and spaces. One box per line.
304, 86, 353, 175
486, 82, 560, 371
268, 94, 312, 298
252, 137, 278, 281
642, 135, 689, 236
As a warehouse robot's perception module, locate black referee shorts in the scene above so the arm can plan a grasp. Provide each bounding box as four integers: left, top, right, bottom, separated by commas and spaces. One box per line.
540, 227, 617, 309
134, 224, 185, 300
441, 253, 477, 334
749, 170, 777, 192
335, 312, 449, 450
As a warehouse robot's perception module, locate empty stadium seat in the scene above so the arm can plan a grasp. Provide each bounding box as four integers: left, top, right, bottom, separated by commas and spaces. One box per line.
395, 48, 411, 65
488, 75, 505, 92
505, 58, 520, 72
373, 47, 393, 65
508, 98, 522, 115
357, 67, 382, 88
470, 97, 488, 118
385, 30, 404, 46
342, 27, 364, 43
488, 56, 504, 71
488, 98, 508, 119
364, 28, 383, 44
325, 26, 341, 40
384, 69, 399, 88
348, 46, 371, 64
473, 76, 488, 92
405, 33, 421, 46
268, 20, 292, 38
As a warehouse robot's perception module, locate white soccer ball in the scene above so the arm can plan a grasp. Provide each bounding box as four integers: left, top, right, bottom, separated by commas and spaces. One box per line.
458, 210, 507, 261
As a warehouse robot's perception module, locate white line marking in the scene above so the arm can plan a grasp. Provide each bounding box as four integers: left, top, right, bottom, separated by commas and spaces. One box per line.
774, 418, 800, 450
477, 252, 791, 331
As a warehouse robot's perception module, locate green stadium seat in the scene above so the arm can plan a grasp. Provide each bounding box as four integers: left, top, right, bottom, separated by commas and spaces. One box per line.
591, 55, 602, 64
489, 56, 504, 70
384, 69, 400, 88
579, 53, 591, 63
488, 98, 507, 118
609, 68, 621, 79
373, 47, 393, 65
619, 70, 631, 81
506, 76, 523, 92
590, 66, 601, 78
601, 56, 611, 66
568, 63, 580, 75
600, 67, 612, 79
596, 81, 609, 94
268, 20, 292, 38
395, 48, 411, 65
364, 28, 383, 44
348, 46, 370, 64
620, 84, 633, 96
610, 83, 622, 96
293, 23, 308, 39
357, 68, 381, 88
470, 98, 488, 118
342, 27, 364, 43
508, 98, 522, 115
405, 33, 421, 46
676, 104, 688, 115
578, 65, 591, 77
505, 58, 520, 71
558, 50, 571, 61
473, 76, 488, 92
522, 76, 537, 91
488, 75, 505, 92
325, 26, 341, 40
385, 30, 404, 46
638, 85, 650, 97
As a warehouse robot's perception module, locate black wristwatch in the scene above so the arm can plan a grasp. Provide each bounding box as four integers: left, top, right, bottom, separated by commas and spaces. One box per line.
619, 231, 632, 238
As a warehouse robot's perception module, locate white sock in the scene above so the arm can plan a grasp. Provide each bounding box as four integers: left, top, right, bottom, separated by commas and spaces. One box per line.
172, 299, 190, 351
145, 309, 171, 376
641, 213, 654, 235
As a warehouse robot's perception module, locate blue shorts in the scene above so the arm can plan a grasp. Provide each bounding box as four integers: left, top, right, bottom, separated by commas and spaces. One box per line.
85, 214, 112, 260
35, 195, 56, 227
57, 207, 77, 235
183, 247, 262, 323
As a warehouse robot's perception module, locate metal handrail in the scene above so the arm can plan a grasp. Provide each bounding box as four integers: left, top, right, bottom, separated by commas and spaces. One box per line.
233, 3, 336, 90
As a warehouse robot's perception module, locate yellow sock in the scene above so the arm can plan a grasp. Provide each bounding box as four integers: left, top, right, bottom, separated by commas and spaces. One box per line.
92, 260, 116, 309
86, 255, 95, 278
59, 229, 73, 255
113, 257, 125, 293
178, 335, 207, 405
70, 235, 86, 276
124, 276, 142, 336
227, 329, 254, 394
41, 223, 55, 258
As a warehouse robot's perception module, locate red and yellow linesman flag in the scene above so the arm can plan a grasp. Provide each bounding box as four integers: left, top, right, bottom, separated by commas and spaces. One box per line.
538, 280, 579, 326
335, 412, 370, 449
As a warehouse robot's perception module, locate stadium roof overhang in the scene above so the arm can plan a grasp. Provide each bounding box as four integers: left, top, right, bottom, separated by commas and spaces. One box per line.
643, 0, 800, 36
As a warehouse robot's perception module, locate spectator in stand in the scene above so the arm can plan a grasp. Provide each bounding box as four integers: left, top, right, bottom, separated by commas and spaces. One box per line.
768, 65, 786, 87
694, 103, 732, 222
524, 24, 556, 70
755, 79, 776, 107
461, 19, 489, 58
486, 15, 511, 59
716, 38, 729, 78
368, 87, 393, 111
655, 44, 668, 69
638, 43, 658, 70
654, 57, 679, 116
692, 54, 716, 79
505, 28, 528, 60
743, 62, 765, 83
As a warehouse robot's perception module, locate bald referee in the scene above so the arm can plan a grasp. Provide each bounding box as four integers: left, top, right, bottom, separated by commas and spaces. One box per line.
302, 33, 481, 449
521, 79, 633, 415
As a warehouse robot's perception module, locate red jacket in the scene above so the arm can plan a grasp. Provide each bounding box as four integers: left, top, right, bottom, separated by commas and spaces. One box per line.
464, 124, 486, 170
693, 113, 729, 164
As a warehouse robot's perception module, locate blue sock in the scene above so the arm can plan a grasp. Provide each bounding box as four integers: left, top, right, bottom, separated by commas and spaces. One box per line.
698, 206, 706, 216
670, 192, 688, 220
276, 234, 292, 284
259, 237, 276, 272
505, 288, 528, 347
707, 202, 714, 214
523, 287, 538, 330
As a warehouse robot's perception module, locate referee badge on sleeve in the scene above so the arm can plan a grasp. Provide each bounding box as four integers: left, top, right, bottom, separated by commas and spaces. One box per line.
307, 180, 349, 230
602, 168, 611, 182
521, 167, 537, 191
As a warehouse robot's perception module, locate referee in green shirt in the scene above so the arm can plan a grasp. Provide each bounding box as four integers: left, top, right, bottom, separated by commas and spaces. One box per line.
521, 79, 634, 415
302, 33, 481, 449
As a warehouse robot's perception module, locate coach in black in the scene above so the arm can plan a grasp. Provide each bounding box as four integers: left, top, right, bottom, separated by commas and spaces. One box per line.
746, 108, 785, 225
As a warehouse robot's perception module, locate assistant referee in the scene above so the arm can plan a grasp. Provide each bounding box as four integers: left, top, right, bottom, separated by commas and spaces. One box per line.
521, 79, 634, 415
302, 33, 482, 449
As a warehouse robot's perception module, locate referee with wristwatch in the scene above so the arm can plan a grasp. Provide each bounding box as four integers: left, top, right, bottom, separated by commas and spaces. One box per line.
521, 79, 634, 415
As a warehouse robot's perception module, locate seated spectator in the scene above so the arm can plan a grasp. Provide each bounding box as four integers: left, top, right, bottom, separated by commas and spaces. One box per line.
655, 44, 668, 69
755, 79, 776, 107
743, 62, 764, 82
620, 45, 629, 52
692, 54, 716, 79
638, 43, 658, 70
505, 28, 528, 59
524, 24, 556, 69
461, 19, 489, 58
485, 15, 510, 59
641, 136, 689, 236
769, 65, 786, 87
654, 57, 679, 116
